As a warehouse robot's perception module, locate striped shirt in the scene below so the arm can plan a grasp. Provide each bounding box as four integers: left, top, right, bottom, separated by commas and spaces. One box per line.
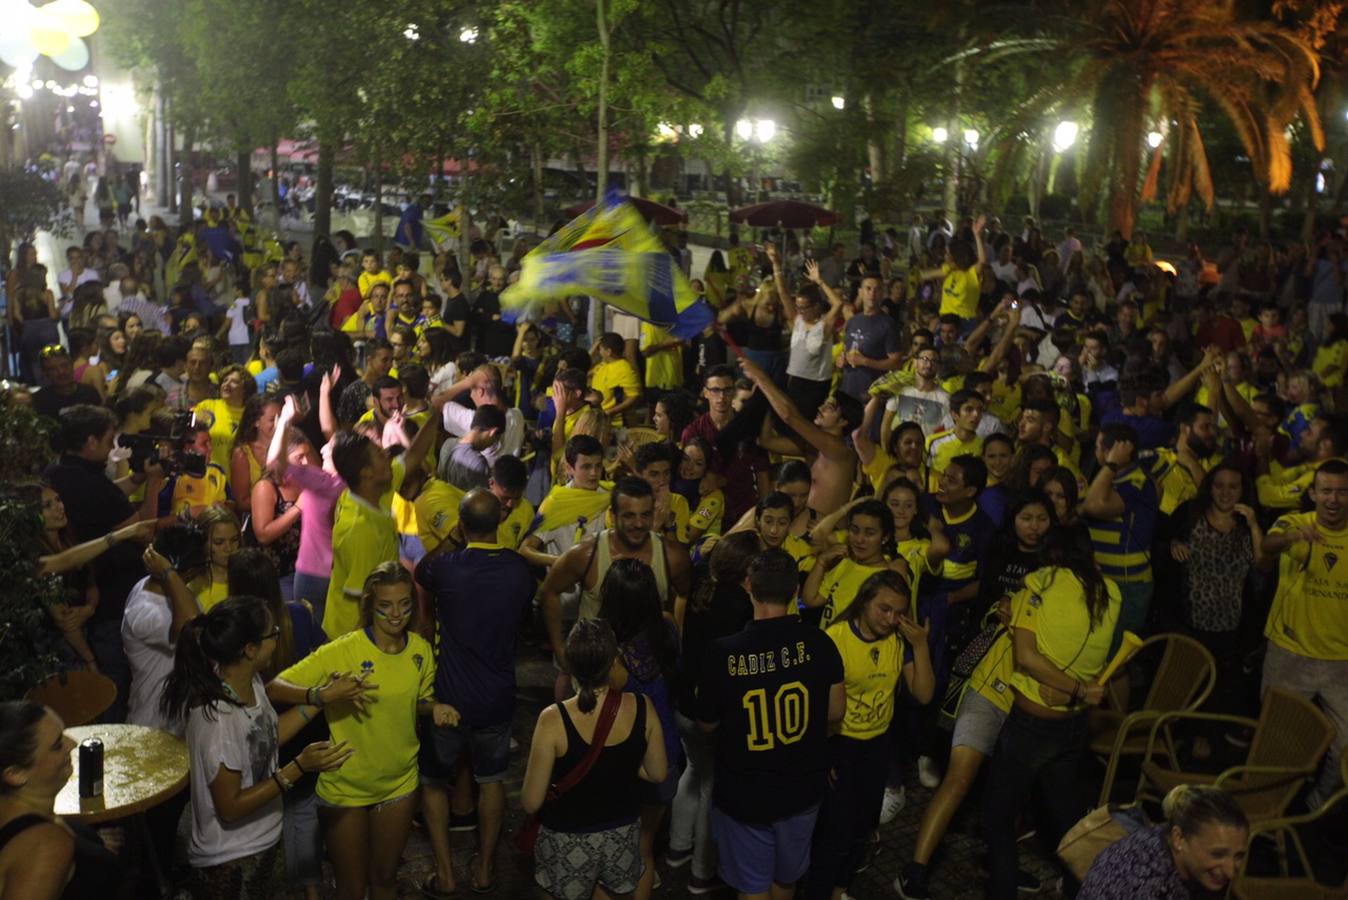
1088, 464, 1158, 583
116, 293, 171, 334
925, 430, 982, 493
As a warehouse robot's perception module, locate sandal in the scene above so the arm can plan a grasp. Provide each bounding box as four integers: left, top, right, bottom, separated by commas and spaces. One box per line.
469, 853, 496, 894
420, 873, 458, 900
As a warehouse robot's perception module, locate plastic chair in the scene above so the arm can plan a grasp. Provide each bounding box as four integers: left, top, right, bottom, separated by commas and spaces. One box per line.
1231, 755, 1348, 899
27, 670, 117, 726
1093, 633, 1216, 805
1129, 688, 1336, 825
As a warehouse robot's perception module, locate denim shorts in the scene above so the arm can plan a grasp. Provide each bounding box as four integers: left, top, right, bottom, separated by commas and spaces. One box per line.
419, 719, 512, 784
951, 687, 1009, 756
711, 802, 820, 894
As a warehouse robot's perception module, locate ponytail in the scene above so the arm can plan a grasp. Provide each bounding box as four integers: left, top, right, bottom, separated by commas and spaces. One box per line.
1162, 784, 1247, 838
160, 596, 271, 723
564, 619, 618, 714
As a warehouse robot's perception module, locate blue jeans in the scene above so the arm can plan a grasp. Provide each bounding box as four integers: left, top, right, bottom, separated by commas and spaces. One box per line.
669, 713, 717, 879
1112, 580, 1154, 654
291, 572, 329, 629
87, 617, 131, 722
283, 783, 322, 886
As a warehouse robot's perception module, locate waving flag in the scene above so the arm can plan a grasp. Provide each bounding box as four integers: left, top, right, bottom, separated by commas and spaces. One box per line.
424, 208, 462, 251
502, 191, 714, 339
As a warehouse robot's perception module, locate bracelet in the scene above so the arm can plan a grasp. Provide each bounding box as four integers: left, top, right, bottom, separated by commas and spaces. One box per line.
294, 759, 306, 776
272, 771, 291, 792
296, 706, 313, 724
307, 686, 322, 707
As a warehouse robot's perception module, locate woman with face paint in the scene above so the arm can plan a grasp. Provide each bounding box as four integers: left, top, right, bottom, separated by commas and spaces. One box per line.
268, 563, 456, 900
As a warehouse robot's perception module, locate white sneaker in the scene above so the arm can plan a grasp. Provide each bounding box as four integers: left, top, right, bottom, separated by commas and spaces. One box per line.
879, 784, 907, 824
918, 756, 941, 789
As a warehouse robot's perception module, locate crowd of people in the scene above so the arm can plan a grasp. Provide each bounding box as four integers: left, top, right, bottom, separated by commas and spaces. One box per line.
1, 185, 1347, 900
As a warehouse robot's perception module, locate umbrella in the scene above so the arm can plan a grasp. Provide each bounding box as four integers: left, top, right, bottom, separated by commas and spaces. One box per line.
729, 200, 841, 228
564, 195, 688, 225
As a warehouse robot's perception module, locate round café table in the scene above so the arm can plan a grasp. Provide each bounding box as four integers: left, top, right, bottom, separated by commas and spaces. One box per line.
55, 724, 188, 898
55, 723, 189, 823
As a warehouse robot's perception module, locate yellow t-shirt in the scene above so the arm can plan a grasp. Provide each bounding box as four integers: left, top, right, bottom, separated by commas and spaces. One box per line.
1008, 567, 1122, 711
817, 558, 888, 630
278, 629, 434, 805
590, 358, 643, 427
358, 269, 393, 299
192, 399, 243, 471
827, 619, 905, 740
1265, 512, 1348, 659
965, 630, 1016, 714
940, 262, 980, 319
926, 431, 982, 493
641, 323, 683, 391
188, 577, 229, 613
1314, 341, 1348, 389
170, 463, 230, 516
324, 458, 406, 637
689, 490, 725, 539
897, 537, 941, 600
414, 478, 465, 552
660, 492, 691, 545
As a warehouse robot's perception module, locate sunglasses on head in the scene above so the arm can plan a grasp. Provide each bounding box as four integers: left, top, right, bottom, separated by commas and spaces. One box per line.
40, 344, 69, 358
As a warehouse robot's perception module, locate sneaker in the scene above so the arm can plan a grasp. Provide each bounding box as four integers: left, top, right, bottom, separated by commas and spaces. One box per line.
917, 756, 941, 789
894, 866, 932, 900
448, 810, 478, 832
855, 830, 882, 873
688, 874, 723, 895
879, 784, 907, 825
665, 846, 692, 869
1016, 869, 1040, 893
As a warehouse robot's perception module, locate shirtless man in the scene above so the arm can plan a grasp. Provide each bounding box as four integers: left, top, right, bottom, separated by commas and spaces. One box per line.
538, 477, 692, 680
740, 355, 863, 519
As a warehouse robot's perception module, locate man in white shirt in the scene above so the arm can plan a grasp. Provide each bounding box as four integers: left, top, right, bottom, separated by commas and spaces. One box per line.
1057, 226, 1083, 267
279, 258, 311, 308
121, 530, 202, 736
886, 346, 951, 435
58, 246, 100, 305
439, 367, 524, 462
103, 263, 130, 312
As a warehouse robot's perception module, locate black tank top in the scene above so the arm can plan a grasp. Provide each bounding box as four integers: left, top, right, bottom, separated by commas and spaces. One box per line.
0, 814, 121, 899
745, 315, 783, 351
538, 695, 648, 833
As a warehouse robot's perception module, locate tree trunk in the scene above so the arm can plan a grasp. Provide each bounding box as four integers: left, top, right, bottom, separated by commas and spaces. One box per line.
942, 46, 967, 216
178, 126, 195, 226
372, 149, 384, 255
634, 147, 649, 198
893, 88, 909, 172
1301, 157, 1322, 242
234, 149, 253, 215
1257, 188, 1273, 241
531, 143, 545, 225
864, 92, 884, 186
1174, 203, 1190, 243
314, 135, 334, 240
595, 0, 610, 205
723, 116, 741, 208
166, 116, 176, 215
1107, 81, 1148, 239
268, 138, 281, 231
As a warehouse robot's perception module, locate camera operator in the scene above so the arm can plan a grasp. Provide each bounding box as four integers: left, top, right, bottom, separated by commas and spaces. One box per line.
44, 404, 164, 721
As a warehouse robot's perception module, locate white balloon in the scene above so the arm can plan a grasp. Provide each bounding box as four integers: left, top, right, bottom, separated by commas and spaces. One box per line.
50, 34, 88, 70
0, 31, 39, 69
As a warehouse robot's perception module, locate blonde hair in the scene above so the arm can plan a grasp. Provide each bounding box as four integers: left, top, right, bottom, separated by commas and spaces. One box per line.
571, 406, 612, 447
358, 561, 415, 628
1161, 785, 1247, 838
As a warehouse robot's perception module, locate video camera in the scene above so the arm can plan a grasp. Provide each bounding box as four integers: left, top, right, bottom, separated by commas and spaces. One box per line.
118, 411, 208, 479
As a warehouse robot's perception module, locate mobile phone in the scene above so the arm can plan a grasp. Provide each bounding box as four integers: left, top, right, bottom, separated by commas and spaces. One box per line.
1011, 300, 1019, 310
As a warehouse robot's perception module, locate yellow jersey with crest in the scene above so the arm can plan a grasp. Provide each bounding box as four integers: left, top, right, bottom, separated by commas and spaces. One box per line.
1265, 512, 1348, 659
827, 619, 907, 740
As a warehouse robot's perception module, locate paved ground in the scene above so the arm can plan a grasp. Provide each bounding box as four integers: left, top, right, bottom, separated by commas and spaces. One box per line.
365, 644, 1069, 900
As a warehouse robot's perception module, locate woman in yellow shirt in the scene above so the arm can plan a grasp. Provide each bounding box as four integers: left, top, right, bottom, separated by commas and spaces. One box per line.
982, 529, 1122, 898
193, 364, 254, 471
809, 570, 932, 897
803, 499, 911, 630
187, 507, 241, 612
269, 563, 454, 900
881, 478, 950, 599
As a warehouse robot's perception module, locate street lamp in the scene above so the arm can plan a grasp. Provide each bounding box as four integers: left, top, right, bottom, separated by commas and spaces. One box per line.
831, 95, 845, 110
459, 26, 478, 44
755, 119, 776, 142
963, 128, 979, 150
735, 118, 753, 140
1052, 120, 1078, 153
688, 123, 704, 138
932, 126, 948, 143
403, 23, 420, 41
1147, 131, 1163, 149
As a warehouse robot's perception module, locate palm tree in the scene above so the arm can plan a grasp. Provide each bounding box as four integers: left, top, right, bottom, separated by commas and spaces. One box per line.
961, 0, 1328, 237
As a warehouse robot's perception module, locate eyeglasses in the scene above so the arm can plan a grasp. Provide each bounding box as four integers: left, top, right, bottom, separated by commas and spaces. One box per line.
40, 344, 69, 358
260, 626, 281, 642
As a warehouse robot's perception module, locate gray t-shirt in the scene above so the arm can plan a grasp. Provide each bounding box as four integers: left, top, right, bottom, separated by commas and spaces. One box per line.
840, 313, 900, 399
439, 441, 491, 491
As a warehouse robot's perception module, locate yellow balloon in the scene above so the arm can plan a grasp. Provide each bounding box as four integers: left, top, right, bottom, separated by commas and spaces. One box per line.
48, 0, 99, 37
29, 8, 72, 56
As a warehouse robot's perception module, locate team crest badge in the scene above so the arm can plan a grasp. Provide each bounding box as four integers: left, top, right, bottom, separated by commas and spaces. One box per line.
361, 660, 375, 676
870, 648, 880, 665
1324, 552, 1339, 572
412, 653, 424, 670
1028, 593, 1042, 608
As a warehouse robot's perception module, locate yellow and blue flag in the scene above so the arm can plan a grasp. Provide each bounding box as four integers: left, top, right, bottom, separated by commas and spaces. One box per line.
502, 191, 714, 339
424, 209, 462, 251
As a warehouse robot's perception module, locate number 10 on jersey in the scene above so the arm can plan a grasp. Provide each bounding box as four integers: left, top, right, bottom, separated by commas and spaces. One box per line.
742, 681, 810, 751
